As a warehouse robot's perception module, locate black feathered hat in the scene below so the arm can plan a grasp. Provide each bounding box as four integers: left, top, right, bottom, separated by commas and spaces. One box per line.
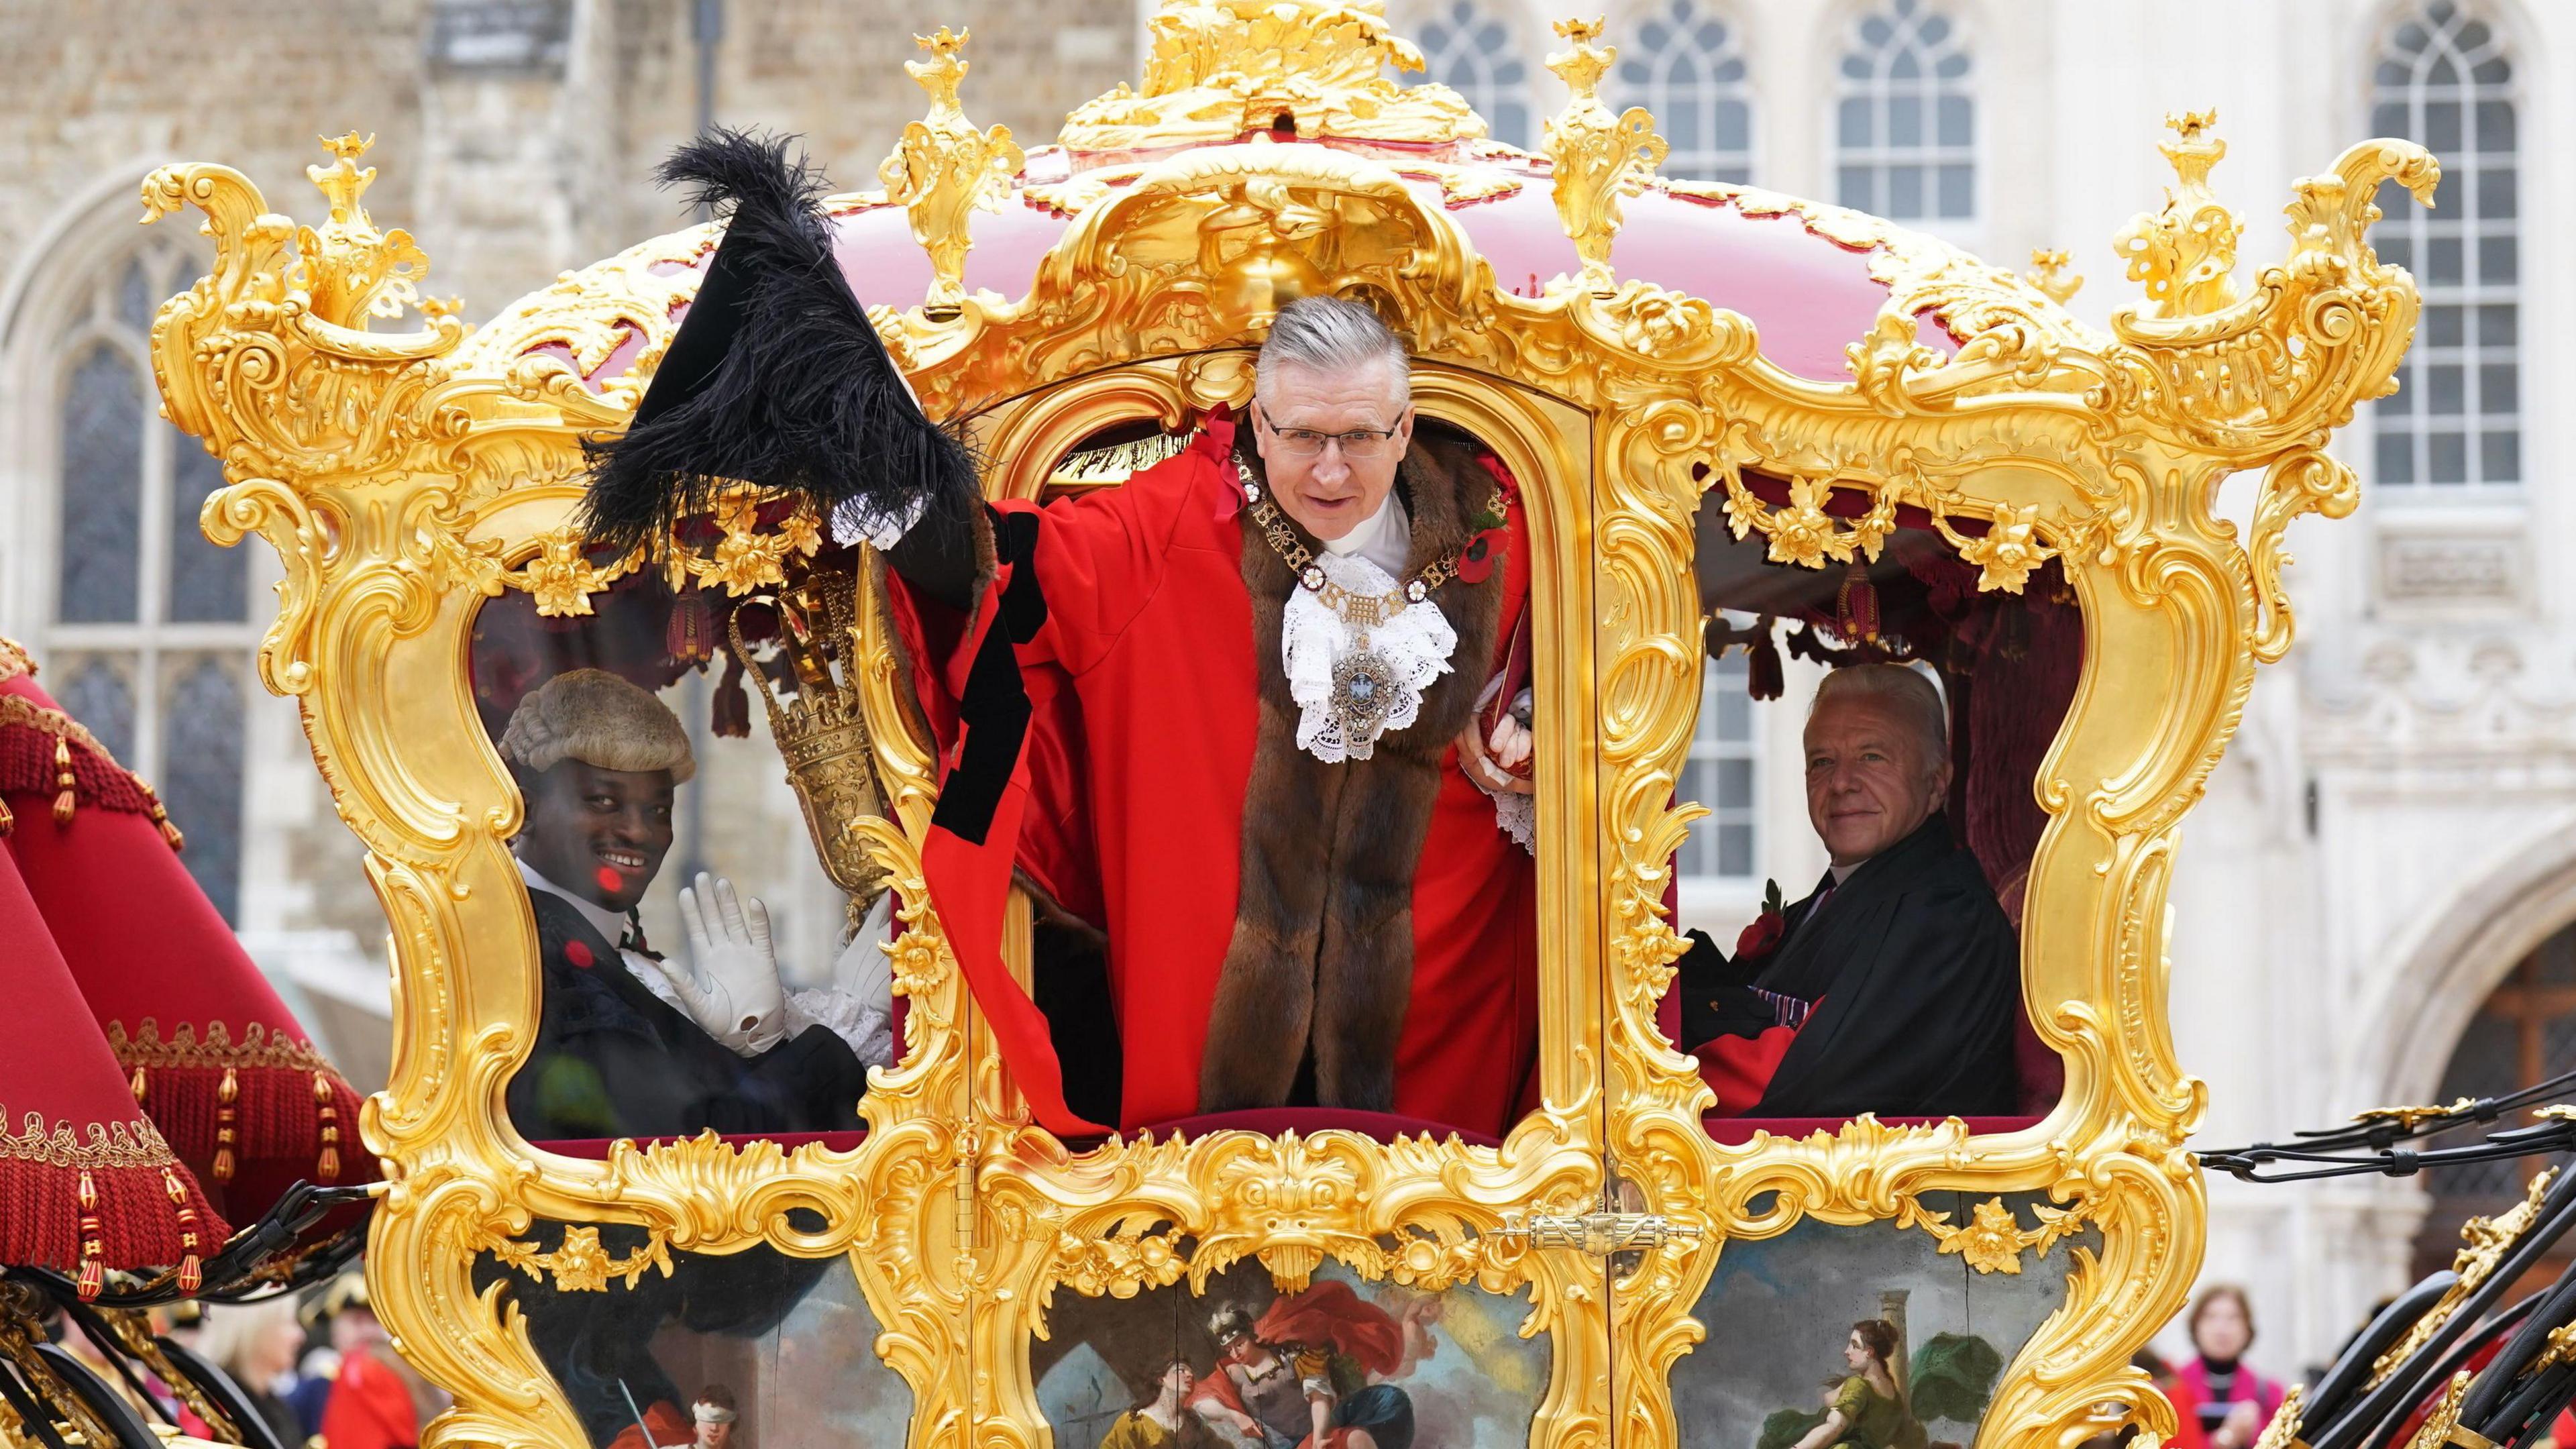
579, 129, 981, 559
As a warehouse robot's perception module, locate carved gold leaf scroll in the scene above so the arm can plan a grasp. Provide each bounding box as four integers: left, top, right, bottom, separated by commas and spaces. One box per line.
2369, 1168, 2557, 1385
474, 1224, 676, 1293
1059, 0, 1483, 151
1542, 16, 1666, 292
1897, 1194, 2094, 1276
875, 27, 1025, 312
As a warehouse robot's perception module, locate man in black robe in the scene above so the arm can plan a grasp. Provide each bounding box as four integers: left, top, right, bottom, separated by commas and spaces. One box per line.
497, 668, 889, 1142
1680, 663, 2019, 1119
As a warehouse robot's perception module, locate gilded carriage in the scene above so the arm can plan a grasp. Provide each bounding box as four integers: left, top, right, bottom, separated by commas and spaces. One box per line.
136, 3, 2434, 1446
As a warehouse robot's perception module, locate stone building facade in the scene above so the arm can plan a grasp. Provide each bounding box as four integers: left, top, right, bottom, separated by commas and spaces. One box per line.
4, 0, 2569, 1376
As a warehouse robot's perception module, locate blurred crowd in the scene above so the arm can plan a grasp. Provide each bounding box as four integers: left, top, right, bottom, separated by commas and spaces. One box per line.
50, 1270, 441, 1449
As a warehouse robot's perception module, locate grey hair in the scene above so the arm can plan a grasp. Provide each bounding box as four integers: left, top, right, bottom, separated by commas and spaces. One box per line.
1811, 663, 1949, 773
1254, 295, 1411, 408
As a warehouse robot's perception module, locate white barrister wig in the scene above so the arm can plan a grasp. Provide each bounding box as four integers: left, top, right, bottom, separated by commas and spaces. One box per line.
498, 668, 697, 784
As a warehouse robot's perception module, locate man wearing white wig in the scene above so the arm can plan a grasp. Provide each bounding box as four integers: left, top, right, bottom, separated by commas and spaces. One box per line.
498, 667, 892, 1141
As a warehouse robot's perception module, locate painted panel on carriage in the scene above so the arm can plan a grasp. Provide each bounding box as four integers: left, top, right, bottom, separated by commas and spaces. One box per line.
1676, 1193, 2091, 1449
473, 1221, 912, 1448
1032, 1258, 1549, 1449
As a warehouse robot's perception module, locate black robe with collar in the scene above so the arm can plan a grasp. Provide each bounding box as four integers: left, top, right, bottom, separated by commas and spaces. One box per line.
504, 890, 869, 1143
1680, 813, 2020, 1119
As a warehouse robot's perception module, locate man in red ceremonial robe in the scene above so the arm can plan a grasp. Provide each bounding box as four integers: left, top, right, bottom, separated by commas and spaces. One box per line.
873, 299, 1538, 1134
579, 136, 1540, 1138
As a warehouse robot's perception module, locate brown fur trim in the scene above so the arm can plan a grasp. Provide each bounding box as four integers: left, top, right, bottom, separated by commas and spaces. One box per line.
1198, 421, 1507, 1114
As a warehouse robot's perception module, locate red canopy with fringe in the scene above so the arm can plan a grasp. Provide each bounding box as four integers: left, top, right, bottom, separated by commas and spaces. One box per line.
0, 641, 371, 1222
0, 835, 226, 1293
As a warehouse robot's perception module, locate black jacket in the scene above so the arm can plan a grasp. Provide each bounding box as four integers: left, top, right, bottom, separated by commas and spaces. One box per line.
1681, 813, 2020, 1119
504, 890, 869, 1142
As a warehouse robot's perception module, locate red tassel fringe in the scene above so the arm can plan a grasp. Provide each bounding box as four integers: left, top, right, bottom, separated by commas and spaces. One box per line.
106, 1060, 370, 1189
711, 650, 751, 739
0, 713, 160, 818
0, 1148, 230, 1289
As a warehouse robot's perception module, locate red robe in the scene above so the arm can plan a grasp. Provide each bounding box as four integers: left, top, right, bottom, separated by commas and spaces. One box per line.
319, 1346, 422, 1449
891, 421, 1538, 1135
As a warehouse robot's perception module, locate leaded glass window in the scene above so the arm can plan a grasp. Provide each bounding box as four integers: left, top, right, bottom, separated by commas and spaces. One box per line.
2370, 3, 2519, 491
1615, 0, 1753, 184
1834, 0, 1975, 225
1409, 1, 1534, 150
45, 236, 254, 920
1678, 653, 1758, 881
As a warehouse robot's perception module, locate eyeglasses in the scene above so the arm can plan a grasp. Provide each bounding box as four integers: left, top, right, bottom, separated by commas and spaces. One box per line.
1256, 409, 1403, 460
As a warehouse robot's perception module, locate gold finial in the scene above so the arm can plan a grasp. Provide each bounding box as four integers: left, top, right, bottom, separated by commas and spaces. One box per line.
1547, 15, 1611, 97
2025, 247, 2083, 304
1543, 15, 1666, 294
307, 132, 378, 225
2112, 107, 2243, 319
906, 26, 972, 117
877, 25, 1025, 313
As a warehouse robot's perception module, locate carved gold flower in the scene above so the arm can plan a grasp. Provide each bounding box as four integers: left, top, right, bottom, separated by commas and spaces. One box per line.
547, 1226, 612, 1292
1943, 1198, 2030, 1275
516, 529, 618, 617
1934, 502, 2057, 595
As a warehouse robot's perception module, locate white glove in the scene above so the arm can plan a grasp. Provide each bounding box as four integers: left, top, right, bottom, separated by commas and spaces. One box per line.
830, 893, 898, 1019
651, 873, 787, 1048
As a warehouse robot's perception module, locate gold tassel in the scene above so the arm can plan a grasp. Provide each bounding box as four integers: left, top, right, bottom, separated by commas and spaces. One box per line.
140, 782, 182, 851
313, 1071, 341, 1183
165, 1169, 202, 1294
52, 737, 75, 824
75, 1170, 103, 1299
129, 1066, 147, 1104
213, 1067, 239, 1183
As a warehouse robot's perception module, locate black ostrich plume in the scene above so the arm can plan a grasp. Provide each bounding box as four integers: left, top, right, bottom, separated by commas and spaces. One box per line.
578, 128, 980, 559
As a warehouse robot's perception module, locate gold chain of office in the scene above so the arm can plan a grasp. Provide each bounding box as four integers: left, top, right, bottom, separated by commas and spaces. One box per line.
1236, 459, 1499, 629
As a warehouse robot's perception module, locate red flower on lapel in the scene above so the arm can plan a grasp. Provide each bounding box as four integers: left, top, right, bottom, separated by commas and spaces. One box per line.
1733, 878, 1788, 961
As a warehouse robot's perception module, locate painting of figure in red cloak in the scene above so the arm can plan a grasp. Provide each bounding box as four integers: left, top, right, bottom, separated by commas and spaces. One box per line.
1036, 1262, 1546, 1449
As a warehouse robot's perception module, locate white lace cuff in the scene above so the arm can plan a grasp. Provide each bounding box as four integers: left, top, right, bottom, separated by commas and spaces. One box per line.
785, 986, 897, 1067
830, 493, 933, 550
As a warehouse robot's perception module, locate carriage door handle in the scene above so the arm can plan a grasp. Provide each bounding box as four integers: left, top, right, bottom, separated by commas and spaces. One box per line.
1497, 1212, 1704, 1255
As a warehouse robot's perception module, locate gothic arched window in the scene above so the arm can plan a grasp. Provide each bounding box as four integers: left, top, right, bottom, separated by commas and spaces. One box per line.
1410, 1, 1534, 150
1833, 0, 1974, 225
47, 236, 253, 920
2410, 924, 2576, 1277
1615, 0, 1754, 183
2370, 3, 2519, 490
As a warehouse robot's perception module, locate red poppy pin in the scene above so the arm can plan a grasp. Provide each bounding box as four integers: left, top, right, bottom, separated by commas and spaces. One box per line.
564, 940, 596, 970
1734, 878, 1788, 961
1456, 526, 1508, 584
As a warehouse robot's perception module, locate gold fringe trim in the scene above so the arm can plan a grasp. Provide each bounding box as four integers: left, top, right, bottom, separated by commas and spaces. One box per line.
105, 1019, 338, 1077
0, 636, 32, 685
0, 1109, 178, 1171
0, 694, 117, 769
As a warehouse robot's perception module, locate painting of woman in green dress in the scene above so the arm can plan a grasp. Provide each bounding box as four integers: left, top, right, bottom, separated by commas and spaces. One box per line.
1786, 1321, 1926, 1449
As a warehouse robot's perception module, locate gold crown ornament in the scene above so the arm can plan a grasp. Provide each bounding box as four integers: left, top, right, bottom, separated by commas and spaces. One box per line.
727, 567, 890, 903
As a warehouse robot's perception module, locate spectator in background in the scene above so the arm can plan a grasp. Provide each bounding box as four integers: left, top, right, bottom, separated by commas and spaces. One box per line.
195, 1299, 309, 1446
316, 1272, 440, 1449
2168, 1286, 2285, 1449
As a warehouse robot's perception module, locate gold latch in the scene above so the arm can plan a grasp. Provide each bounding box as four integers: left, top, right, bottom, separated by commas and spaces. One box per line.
1498, 1212, 1705, 1255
